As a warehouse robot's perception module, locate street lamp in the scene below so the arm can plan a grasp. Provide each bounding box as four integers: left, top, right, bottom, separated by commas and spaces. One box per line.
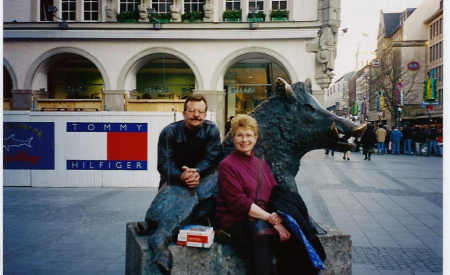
147, 8, 161, 30
249, 6, 257, 30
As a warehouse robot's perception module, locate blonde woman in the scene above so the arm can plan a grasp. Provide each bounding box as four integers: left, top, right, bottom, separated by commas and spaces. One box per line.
216, 114, 291, 275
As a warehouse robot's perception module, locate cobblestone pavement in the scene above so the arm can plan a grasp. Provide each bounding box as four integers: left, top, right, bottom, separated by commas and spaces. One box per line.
3, 150, 443, 274
298, 150, 443, 275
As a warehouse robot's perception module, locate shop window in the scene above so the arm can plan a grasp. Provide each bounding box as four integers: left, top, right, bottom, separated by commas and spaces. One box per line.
249, 0, 264, 12
151, 0, 173, 13
224, 57, 290, 117
226, 0, 241, 10
272, 0, 287, 10
62, 0, 76, 20
84, 0, 99, 21
136, 55, 195, 100
120, 0, 139, 12
184, 0, 204, 13
40, 0, 54, 21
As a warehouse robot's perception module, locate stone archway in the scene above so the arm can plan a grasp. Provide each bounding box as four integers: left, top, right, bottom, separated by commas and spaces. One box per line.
218, 50, 293, 122
24, 47, 111, 91
4, 59, 18, 101
211, 47, 297, 91
118, 47, 204, 93
27, 53, 105, 100
3, 59, 18, 91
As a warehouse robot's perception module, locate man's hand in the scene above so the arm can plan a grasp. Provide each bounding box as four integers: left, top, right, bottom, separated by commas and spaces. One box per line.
274, 224, 291, 242
180, 166, 200, 189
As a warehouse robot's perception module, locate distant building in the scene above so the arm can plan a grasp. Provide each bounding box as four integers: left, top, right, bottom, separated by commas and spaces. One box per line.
371, 0, 442, 127
422, 0, 443, 122
325, 71, 353, 117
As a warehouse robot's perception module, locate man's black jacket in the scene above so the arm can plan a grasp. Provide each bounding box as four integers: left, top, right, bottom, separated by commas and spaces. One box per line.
157, 120, 222, 186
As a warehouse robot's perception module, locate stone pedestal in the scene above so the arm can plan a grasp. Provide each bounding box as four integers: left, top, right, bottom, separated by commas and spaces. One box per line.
193, 90, 226, 138
125, 222, 351, 275
103, 90, 126, 111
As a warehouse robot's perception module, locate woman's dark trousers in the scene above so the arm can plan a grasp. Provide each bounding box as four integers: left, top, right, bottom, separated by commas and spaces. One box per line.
228, 221, 275, 275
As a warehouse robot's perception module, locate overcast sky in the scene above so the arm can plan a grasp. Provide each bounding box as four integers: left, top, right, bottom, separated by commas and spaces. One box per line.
333, 0, 424, 80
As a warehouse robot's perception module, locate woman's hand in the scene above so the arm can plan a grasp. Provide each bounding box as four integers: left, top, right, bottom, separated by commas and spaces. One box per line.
267, 212, 282, 225
274, 224, 291, 242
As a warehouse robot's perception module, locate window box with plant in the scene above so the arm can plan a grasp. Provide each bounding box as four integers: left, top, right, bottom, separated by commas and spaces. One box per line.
149, 13, 171, 23
117, 11, 138, 22
270, 10, 288, 21
248, 11, 265, 22
223, 9, 242, 22
182, 11, 204, 22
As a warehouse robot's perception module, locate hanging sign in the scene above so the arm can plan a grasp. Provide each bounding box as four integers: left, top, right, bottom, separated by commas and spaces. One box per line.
407, 61, 420, 71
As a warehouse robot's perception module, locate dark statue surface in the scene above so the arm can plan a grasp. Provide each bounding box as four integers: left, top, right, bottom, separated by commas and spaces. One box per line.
144, 78, 363, 273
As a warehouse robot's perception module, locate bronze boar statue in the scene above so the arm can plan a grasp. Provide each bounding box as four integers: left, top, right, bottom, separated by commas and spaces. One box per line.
142, 78, 365, 274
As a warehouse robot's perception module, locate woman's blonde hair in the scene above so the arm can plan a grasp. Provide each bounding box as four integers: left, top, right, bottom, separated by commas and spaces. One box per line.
231, 114, 259, 137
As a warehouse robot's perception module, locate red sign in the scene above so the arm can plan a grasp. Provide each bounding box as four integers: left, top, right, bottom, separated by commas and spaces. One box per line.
407, 61, 420, 71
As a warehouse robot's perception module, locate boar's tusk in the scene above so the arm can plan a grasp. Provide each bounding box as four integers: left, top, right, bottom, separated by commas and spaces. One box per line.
330, 121, 339, 137
276, 77, 295, 98
352, 124, 367, 136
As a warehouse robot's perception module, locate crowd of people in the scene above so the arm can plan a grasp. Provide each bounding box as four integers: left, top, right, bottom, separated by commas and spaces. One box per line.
370, 123, 443, 156
326, 123, 443, 160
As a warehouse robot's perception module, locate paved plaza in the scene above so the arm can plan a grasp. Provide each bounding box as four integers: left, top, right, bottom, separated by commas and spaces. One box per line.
3, 150, 443, 274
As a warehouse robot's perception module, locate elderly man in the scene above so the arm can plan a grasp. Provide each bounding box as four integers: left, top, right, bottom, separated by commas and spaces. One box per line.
140, 95, 223, 273
157, 94, 222, 189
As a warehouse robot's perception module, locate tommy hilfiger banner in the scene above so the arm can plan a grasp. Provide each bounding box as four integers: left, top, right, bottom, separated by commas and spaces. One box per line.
66, 122, 148, 170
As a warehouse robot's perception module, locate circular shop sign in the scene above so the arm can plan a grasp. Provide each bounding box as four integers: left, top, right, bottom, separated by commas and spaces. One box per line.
407, 61, 420, 71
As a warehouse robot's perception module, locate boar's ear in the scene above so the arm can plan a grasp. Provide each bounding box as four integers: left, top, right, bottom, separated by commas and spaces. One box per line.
276, 77, 296, 101
304, 78, 313, 94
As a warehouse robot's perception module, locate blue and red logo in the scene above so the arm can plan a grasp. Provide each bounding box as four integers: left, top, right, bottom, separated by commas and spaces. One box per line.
66, 122, 148, 170
407, 61, 420, 71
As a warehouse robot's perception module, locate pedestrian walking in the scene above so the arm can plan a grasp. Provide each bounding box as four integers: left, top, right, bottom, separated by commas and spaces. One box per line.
384, 127, 391, 154
390, 127, 403, 154
426, 125, 439, 156
361, 124, 377, 161
402, 125, 413, 155
342, 136, 354, 160
325, 149, 334, 156
376, 126, 387, 154
414, 126, 426, 156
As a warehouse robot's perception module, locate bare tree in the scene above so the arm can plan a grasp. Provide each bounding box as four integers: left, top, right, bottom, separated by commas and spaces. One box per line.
369, 51, 420, 127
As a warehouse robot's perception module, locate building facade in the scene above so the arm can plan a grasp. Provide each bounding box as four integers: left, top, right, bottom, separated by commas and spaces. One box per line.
370, 0, 443, 127
324, 71, 353, 117
423, 0, 443, 122
3, 0, 342, 134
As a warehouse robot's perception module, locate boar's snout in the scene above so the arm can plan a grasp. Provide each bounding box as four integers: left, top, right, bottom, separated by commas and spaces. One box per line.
327, 116, 366, 152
